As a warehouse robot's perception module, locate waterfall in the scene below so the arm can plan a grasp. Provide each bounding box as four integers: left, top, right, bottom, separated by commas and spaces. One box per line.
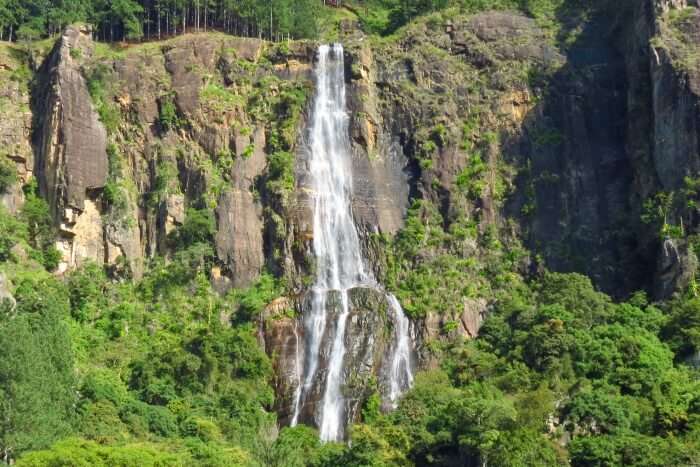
387, 294, 414, 407
290, 43, 414, 442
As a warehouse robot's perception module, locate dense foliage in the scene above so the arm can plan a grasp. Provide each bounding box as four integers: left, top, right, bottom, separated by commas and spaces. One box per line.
4, 190, 700, 465
0, 0, 319, 42
0, 0, 611, 42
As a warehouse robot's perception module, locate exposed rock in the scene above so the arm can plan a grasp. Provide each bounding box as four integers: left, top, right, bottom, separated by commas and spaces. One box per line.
160, 193, 185, 238
56, 199, 104, 273
164, 36, 218, 114
655, 238, 698, 297
34, 24, 108, 216
346, 43, 410, 239
459, 297, 488, 338
262, 295, 302, 425
265, 287, 396, 429
0, 272, 16, 311
226, 37, 265, 62
210, 266, 233, 295
33, 25, 108, 270
650, 5, 700, 189
0, 44, 33, 213
1, 184, 25, 215
462, 12, 561, 63
215, 127, 267, 287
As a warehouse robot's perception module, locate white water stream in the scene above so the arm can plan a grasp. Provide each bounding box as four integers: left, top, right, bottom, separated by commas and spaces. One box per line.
290, 43, 414, 441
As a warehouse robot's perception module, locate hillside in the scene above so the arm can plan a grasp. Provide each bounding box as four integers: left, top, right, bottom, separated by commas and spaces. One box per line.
2, 0, 700, 466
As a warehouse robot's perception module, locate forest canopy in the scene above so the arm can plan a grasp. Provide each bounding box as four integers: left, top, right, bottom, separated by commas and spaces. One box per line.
0, 0, 588, 42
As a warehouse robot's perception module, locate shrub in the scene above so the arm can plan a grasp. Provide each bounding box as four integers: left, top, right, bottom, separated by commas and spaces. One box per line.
158, 96, 179, 132
0, 156, 17, 193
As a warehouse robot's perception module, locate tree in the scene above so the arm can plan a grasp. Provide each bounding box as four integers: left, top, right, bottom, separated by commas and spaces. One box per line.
0, 273, 75, 463
111, 0, 144, 40
663, 297, 700, 359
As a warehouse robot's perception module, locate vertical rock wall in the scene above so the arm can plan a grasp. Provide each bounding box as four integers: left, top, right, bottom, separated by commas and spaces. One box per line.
33, 25, 108, 271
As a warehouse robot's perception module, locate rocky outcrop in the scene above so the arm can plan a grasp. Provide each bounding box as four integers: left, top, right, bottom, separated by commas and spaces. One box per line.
35, 25, 108, 216
630, 0, 700, 297
33, 25, 108, 270
655, 238, 698, 297
25, 28, 317, 282
0, 44, 33, 214
0, 272, 16, 311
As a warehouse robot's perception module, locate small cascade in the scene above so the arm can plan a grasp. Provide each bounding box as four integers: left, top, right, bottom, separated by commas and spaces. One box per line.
319, 290, 352, 441
387, 294, 414, 407
290, 320, 304, 427
290, 43, 415, 442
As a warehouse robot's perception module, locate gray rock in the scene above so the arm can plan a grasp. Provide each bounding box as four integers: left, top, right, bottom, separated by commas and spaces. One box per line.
35, 24, 108, 216
264, 287, 400, 430
0, 272, 15, 312
654, 238, 698, 298
215, 127, 266, 287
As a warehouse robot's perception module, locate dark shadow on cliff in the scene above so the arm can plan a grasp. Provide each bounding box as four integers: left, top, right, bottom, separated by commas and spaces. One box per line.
506, 1, 658, 298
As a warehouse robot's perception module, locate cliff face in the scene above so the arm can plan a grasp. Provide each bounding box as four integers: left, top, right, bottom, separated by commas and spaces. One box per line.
23, 28, 319, 281
0, 43, 33, 214
3, 0, 700, 432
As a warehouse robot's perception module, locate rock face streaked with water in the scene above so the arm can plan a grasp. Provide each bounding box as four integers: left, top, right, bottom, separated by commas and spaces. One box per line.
285, 44, 415, 441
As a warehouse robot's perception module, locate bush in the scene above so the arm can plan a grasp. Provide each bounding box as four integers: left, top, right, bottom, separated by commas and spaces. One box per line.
0, 156, 17, 193
158, 96, 179, 132
86, 64, 120, 133
168, 208, 215, 249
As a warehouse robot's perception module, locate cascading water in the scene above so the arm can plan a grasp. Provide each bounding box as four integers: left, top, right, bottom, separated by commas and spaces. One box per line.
290, 43, 414, 442
387, 294, 414, 407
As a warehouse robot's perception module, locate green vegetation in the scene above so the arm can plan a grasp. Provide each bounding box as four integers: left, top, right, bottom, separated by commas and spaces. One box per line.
1, 180, 63, 271
85, 64, 120, 134
1, 246, 287, 465
6, 211, 700, 466
158, 95, 180, 133
0, 271, 75, 462
0, 156, 16, 193
294, 274, 700, 466
353, 0, 578, 36
200, 83, 245, 116
641, 176, 700, 239
0, 0, 319, 43
652, 6, 700, 75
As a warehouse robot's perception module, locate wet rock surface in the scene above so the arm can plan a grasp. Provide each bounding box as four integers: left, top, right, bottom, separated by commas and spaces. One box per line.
264, 287, 402, 430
